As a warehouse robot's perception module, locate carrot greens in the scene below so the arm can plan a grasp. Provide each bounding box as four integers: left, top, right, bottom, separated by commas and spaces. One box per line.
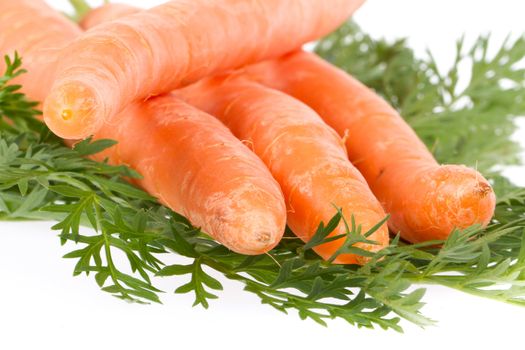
1, 21, 525, 331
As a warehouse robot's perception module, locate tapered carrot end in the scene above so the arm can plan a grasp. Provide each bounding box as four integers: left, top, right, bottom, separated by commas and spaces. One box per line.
44, 81, 104, 139
434, 165, 496, 228
233, 201, 288, 255
213, 208, 286, 255
402, 165, 496, 242
204, 182, 287, 256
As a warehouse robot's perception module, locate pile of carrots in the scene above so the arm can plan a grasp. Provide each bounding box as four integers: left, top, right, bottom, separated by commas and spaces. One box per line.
0, 0, 496, 264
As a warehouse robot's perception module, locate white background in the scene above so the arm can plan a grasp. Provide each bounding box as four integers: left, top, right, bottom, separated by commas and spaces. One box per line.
1, 1, 525, 349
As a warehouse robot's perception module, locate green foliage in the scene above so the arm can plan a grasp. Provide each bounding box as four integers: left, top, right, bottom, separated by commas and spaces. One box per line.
1, 19, 525, 332
315, 22, 525, 176
0, 53, 49, 140
68, 0, 92, 22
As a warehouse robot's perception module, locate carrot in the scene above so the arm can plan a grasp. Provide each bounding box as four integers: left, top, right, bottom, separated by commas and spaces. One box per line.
1, 0, 287, 255
79, 3, 139, 30
80, 2, 388, 260
0, 0, 81, 103
42, 0, 366, 139
244, 51, 496, 242
91, 95, 287, 255
175, 76, 389, 264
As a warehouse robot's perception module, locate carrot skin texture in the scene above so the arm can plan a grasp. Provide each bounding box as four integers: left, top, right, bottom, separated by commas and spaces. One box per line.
43, 0, 366, 139
1, 0, 287, 255
245, 51, 496, 242
81, 2, 388, 258
92, 96, 287, 254
0, 0, 81, 103
175, 77, 389, 264
79, 3, 140, 30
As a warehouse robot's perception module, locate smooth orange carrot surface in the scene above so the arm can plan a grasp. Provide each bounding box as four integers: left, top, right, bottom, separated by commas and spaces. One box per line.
43, 0, 366, 139
92, 95, 287, 254
0, 0, 81, 103
245, 51, 496, 242
79, 3, 140, 30
176, 76, 389, 264
1, 0, 287, 255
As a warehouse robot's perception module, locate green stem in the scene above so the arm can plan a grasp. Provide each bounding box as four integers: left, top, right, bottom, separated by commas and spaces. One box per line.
68, 0, 92, 22
94, 197, 130, 300
406, 274, 525, 307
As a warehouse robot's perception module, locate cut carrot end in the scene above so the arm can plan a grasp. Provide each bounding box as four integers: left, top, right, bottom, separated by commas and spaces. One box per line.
475, 181, 493, 198
400, 165, 497, 243
61, 109, 73, 121
43, 81, 105, 139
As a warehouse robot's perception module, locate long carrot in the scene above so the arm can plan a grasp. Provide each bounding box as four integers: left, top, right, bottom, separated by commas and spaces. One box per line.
244, 51, 496, 242
91, 95, 287, 254
42, 0, 365, 139
1, 0, 287, 255
175, 76, 389, 264
79, 3, 139, 30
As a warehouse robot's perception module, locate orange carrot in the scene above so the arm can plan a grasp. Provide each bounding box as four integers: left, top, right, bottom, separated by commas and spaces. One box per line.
81, 2, 388, 260
0, 0, 81, 103
175, 76, 389, 264
43, 0, 365, 139
1, 0, 287, 255
79, 3, 139, 30
92, 95, 287, 254
244, 51, 496, 242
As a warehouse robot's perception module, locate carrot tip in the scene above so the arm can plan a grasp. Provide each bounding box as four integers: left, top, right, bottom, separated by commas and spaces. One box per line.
61, 109, 73, 121
44, 80, 105, 139
412, 165, 496, 241
257, 231, 272, 244
475, 181, 493, 198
